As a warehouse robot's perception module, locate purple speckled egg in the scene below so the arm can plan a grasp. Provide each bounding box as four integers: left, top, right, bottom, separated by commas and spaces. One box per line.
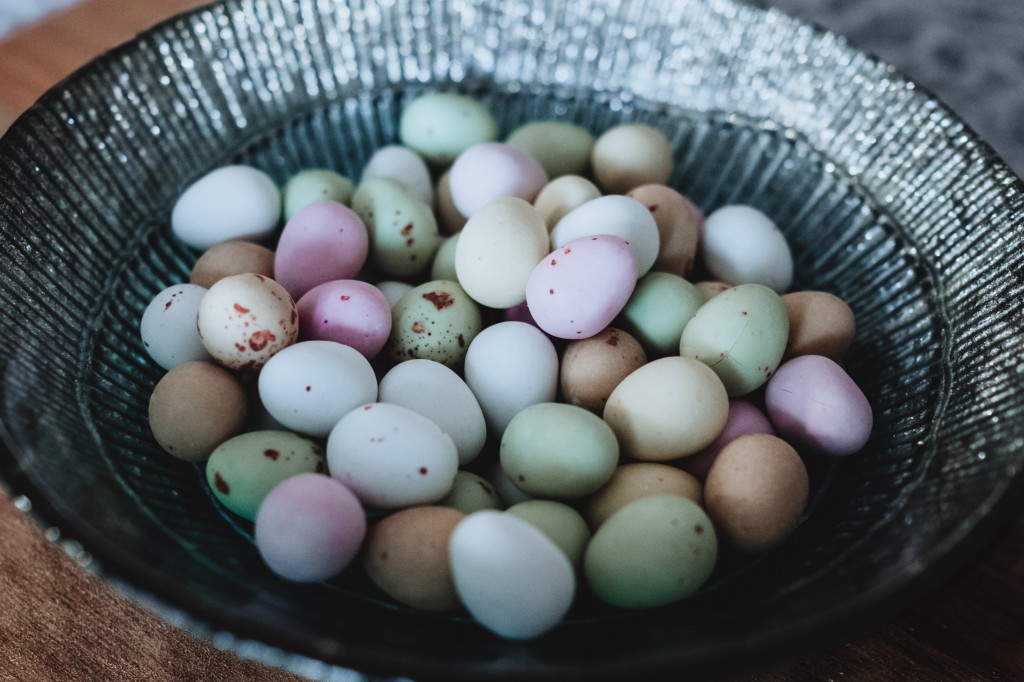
296, 279, 392, 359
254, 473, 366, 582
525, 235, 637, 340
273, 201, 369, 300
765, 354, 873, 457
677, 399, 775, 482
448, 143, 548, 219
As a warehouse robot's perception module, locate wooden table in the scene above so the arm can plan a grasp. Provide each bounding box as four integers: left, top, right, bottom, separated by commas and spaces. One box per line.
1, 1, 1022, 680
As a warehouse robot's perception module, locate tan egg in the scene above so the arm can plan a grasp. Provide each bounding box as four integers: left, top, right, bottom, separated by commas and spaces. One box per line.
560, 327, 647, 414
704, 433, 808, 553
693, 280, 730, 301
435, 170, 468, 235
148, 361, 248, 461
190, 240, 275, 289
362, 506, 465, 611
533, 175, 601, 232
583, 463, 702, 529
591, 124, 673, 194
626, 184, 701, 277
782, 290, 856, 361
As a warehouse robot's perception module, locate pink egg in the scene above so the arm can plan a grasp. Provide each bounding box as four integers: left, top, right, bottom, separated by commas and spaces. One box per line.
677, 399, 775, 482
254, 473, 366, 582
764, 355, 873, 457
448, 143, 548, 218
296, 280, 392, 359
525, 235, 637, 340
273, 201, 369, 300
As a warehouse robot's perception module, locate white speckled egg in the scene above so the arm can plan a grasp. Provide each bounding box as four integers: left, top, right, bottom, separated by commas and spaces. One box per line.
257, 341, 378, 438
140, 283, 211, 370
701, 205, 793, 293
550, 195, 660, 276
171, 165, 280, 250
196, 273, 298, 371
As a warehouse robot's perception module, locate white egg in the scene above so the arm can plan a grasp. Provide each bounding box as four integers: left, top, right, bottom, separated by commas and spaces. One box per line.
701, 205, 793, 293
550, 195, 660, 276
140, 283, 211, 370
449, 511, 575, 639
361, 145, 434, 205
375, 280, 415, 309
378, 359, 487, 465
327, 403, 458, 509
463, 321, 558, 435
171, 165, 281, 250
258, 341, 378, 438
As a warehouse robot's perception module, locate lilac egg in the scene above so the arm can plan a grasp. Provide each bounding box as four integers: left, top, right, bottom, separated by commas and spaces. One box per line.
765, 355, 873, 457
255, 473, 366, 582
296, 280, 392, 359
448, 143, 548, 219
525, 235, 637, 340
274, 201, 369, 300
678, 399, 775, 482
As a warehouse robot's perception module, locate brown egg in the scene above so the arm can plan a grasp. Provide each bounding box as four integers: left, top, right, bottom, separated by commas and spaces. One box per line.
693, 280, 730, 301
704, 434, 808, 553
583, 463, 703, 529
435, 170, 468, 235
559, 327, 647, 413
626, 184, 701, 277
782, 290, 856, 361
362, 506, 465, 611
190, 240, 275, 289
148, 361, 248, 461
591, 124, 673, 194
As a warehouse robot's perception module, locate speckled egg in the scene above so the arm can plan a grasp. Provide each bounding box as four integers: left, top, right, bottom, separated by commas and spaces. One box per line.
533, 175, 602, 232
196, 273, 298, 371
282, 169, 354, 220
448, 143, 548, 219
296, 279, 392, 359
388, 280, 482, 368
171, 165, 280, 250
140, 283, 211, 370
505, 500, 591, 568
619, 272, 704, 357
506, 121, 595, 179
550, 195, 660, 276
399, 93, 498, 165
351, 177, 439, 278
362, 144, 434, 205
782, 290, 857, 361
559, 328, 647, 413
439, 471, 503, 514
701, 205, 793, 293
205, 430, 327, 521
590, 124, 673, 194
273, 201, 369, 301
190, 240, 275, 289
626, 184, 702, 277
583, 463, 703, 529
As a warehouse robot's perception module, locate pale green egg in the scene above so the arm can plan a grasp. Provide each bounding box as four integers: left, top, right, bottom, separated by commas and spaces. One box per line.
506, 121, 595, 179
439, 470, 502, 514
388, 279, 482, 368
282, 169, 354, 220
584, 494, 717, 609
205, 430, 326, 521
430, 233, 460, 282
351, 177, 439, 278
679, 283, 789, 397
619, 272, 704, 357
505, 500, 592, 568
399, 93, 498, 165
500, 402, 619, 499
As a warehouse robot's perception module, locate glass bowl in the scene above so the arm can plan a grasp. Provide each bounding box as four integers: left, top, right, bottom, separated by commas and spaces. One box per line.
1, 0, 1022, 678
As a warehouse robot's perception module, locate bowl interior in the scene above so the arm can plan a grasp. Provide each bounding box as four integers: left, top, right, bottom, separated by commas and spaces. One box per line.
1, 0, 1023, 678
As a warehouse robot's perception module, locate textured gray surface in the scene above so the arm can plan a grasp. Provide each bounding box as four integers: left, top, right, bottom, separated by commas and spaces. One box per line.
760, 0, 1024, 176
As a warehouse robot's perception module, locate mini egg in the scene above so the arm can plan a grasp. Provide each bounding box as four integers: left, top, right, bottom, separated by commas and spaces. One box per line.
171, 165, 280, 250
282, 169, 354, 220
255, 473, 366, 583
525, 235, 638, 340
435, 170, 468, 235
351, 177, 439, 278
388, 280, 482, 368
190, 241, 275, 289
296, 279, 392, 359
449, 510, 575, 640
430, 234, 460, 282
448, 143, 548, 218
500, 403, 619, 499
439, 471, 503, 514
604, 356, 729, 461
362, 505, 465, 611
619, 272, 704, 357
205, 430, 327, 521
559, 327, 647, 413
506, 121, 595, 179
582, 463, 703, 529
140, 283, 211, 370
505, 500, 591, 568
625, 184, 701, 277
327, 402, 459, 509
196, 273, 298, 371
399, 93, 498, 166
464, 321, 559, 435
455, 197, 549, 309
362, 144, 434, 205
257, 341, 378, 438
677, 399, 775, 483
550, 195, 660, 276
704, 434, 809, 552
584, 495, 717, 609
148, 361, 248, 461
701, 205, 793, 293
485, 462, 535, 507
375, 280, 414, 309
532, 175, 601, 232
782, 290, 856, 360
693, 280, 731, 301
590, 124, 673, 194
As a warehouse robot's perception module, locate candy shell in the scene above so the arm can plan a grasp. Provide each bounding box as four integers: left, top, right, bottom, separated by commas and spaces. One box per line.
701, 205, 793, 293
296, 280, 392, 359
448, 143, 548, 218
399, 93, 498, 165
190, 241, 275, 289
171, 165, 280, 250
591, 124, 673, 194
282, 169, 354, 219
140, 284, 211, 370
550, 195, 660, 277
273, 201, 369, 300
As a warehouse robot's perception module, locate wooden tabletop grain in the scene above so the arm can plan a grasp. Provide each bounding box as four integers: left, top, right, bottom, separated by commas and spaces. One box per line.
0, 1, 1022, 680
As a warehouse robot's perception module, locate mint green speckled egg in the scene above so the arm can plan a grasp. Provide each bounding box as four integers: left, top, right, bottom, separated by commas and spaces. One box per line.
282, 169, 354, 220
620, 272, 704, 357
388, 280, 482, 368
399, 93, 498, 165
351, 177, 439, 278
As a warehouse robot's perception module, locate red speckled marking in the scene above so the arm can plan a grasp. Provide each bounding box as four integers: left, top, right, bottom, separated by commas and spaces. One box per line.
648, 204, 659, 213
401, 223, 414, 236
550, 259, 557, 266
517, 474, 525, 482
290, 309, 297, 325
340, 295, 351, 301
563, 247, 571, 254
316, 461, 325, 473
422, 291, 454, 309
412, 321, 425, 333
234, 303, 250, 314
607, 335, 619, 346
249, 330, 276, 351
457, 333, 465, 348
549, 289, 555, 295
234, 343, 246, 352
305, 385, 311, 392
264, 449, 280, 461
694, 524, 704, 534
164, 300, 173, 310
214, 472, 230, 495
406, 237, 415, 247
419, 467, 428, 475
